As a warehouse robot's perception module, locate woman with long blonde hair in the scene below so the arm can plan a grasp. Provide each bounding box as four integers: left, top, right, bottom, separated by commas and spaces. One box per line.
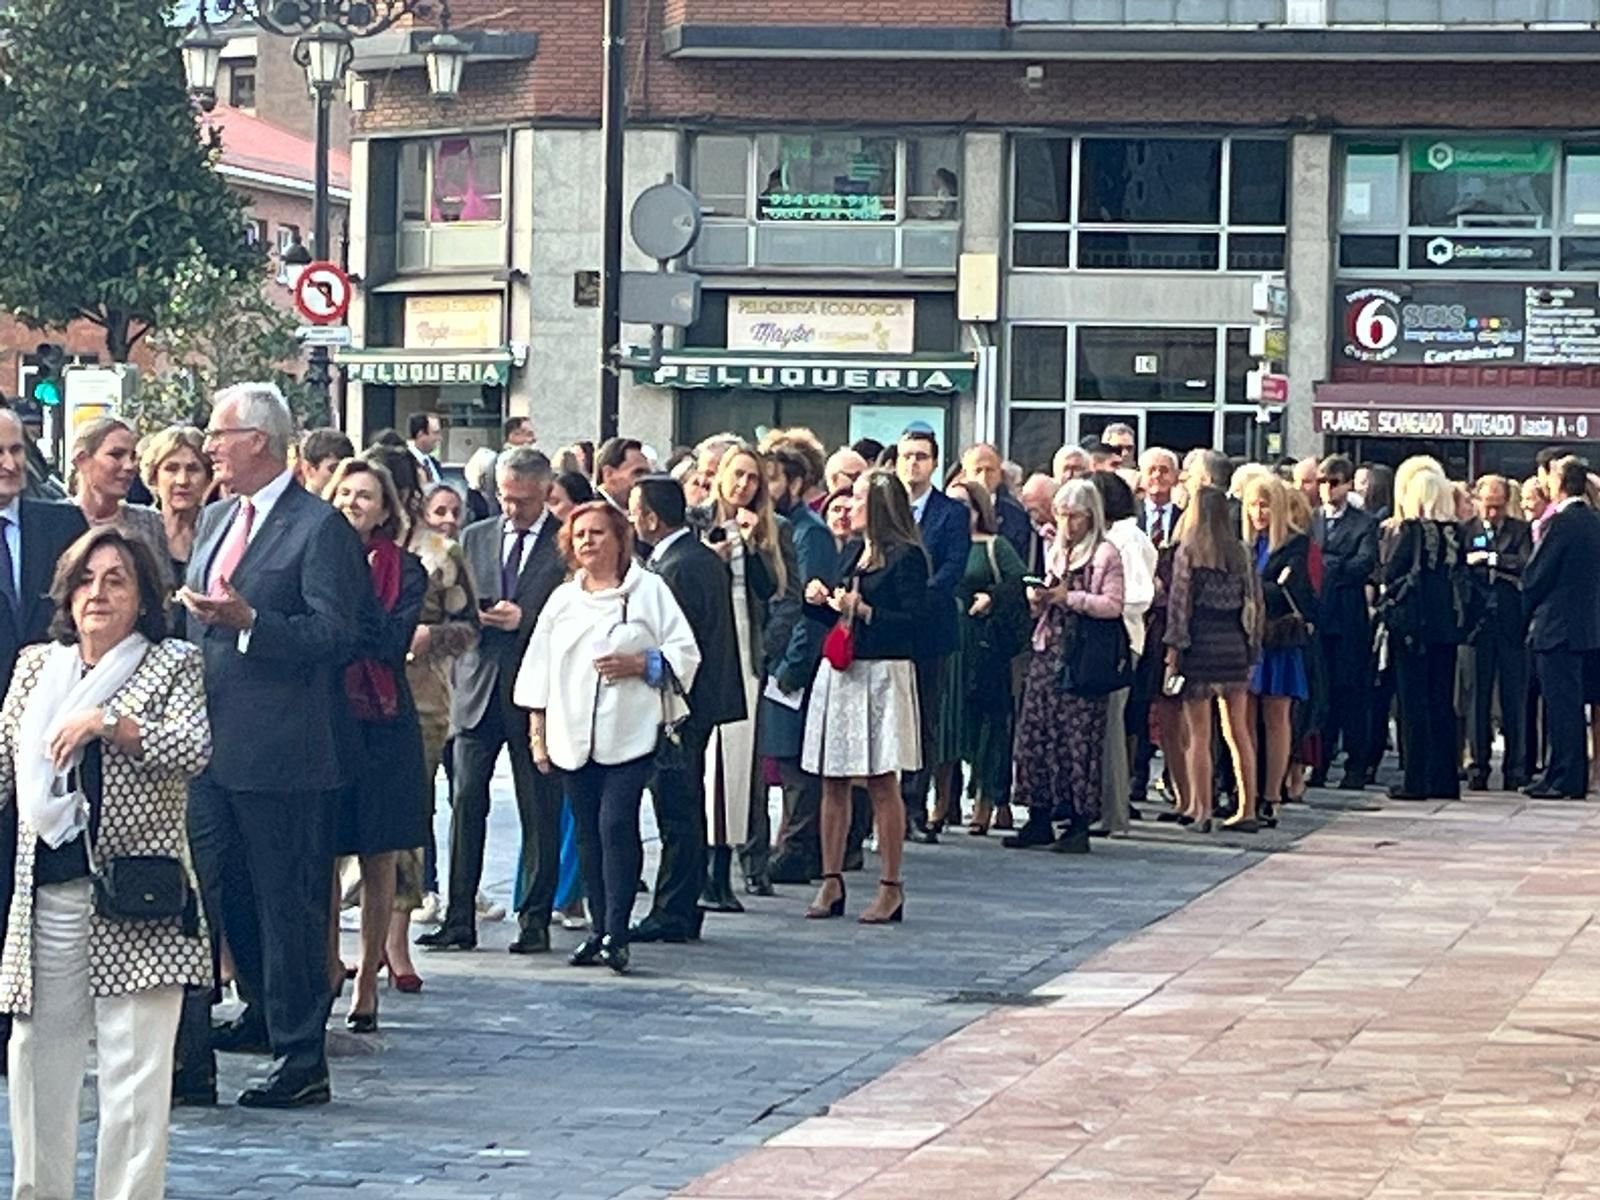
698, 444, 800, 906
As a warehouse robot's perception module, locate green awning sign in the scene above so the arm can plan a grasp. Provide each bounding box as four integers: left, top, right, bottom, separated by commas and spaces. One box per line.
1412, 138, 1556, 174
633, 350, 975, 394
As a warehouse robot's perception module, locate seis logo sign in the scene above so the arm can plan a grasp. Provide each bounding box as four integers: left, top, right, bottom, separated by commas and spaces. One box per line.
1343, 286, 1403, 362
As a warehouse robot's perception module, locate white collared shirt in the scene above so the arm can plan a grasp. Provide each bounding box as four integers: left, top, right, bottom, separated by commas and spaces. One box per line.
1142, 498, 1173, 540
648, 526, 690, 566
229, 467, 295, 655
409, 443, 441, 484
502, 509, 549, 577
909, 486, 931, 525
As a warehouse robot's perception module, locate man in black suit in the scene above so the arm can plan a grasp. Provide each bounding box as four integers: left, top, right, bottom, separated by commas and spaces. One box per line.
960, 443, 1030, 564
0, 408, 87, 1075
407, 411, 444, 485
628, 476, 745, 942
1522, 459, 1600, 798
1463, 474, 1534, 791
896, 426, 971, 842
418, 447, 566, 954
1130, 447, 1182, 809
180, 383, 370, 1109
1311, 454, 1379, 789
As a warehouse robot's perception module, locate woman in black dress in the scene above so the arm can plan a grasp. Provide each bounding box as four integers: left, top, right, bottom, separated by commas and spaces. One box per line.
1381, 463, 1466, 801
325, 458, 427, 1032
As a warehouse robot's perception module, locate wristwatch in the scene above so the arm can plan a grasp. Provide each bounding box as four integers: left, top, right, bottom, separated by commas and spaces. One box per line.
100, 709, 119, 738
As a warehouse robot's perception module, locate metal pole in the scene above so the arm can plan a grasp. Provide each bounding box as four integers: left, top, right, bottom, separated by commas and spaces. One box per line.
597, 0, 626, 440
308, 86, 333, 422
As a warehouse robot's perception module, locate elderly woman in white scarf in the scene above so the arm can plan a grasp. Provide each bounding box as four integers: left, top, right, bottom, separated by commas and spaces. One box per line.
1002, 479, 1126, 855
0, 525, 210, 1200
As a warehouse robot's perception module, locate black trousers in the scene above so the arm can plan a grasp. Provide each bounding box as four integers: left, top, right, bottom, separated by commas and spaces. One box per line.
187, 777, 335, 1073
447, 694, 562, 936
770, 756, 822, 874
1318, 633, 1372, 780
740, 706, 773, 881
1536, 649, 1588, 795
901, 653, 946, 821
648, 722, 709, 932
566, 755, 653, 942
1469, 622, 1529, 783
1394, 644, 1460, 799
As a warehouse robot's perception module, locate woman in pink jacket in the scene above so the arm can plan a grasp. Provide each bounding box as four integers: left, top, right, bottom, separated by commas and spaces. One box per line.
1003, 479, 1126, 855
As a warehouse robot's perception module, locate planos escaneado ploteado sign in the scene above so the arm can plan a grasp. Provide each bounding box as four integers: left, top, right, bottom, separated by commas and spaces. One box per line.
632, 350, 976, 394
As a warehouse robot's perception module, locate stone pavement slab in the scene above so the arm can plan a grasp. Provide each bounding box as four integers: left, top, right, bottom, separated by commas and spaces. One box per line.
674, 795, 1600, 1200
1, 772, 1363, 1198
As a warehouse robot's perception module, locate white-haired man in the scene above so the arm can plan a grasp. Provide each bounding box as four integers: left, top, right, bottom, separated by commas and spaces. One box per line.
180, 383, 370, 1109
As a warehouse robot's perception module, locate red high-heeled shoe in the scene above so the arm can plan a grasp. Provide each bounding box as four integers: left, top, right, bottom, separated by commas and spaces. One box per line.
382, 956, 423, 993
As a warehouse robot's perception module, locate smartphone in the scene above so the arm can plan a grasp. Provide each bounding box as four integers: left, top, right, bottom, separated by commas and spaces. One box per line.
707, 526, 728, 545
478, 598, 497, 612
1021, 574, 1046, 588
1163, 672, 1186, 697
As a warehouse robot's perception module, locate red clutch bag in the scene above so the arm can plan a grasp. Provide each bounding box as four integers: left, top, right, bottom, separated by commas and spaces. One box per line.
822, 619, 855, 671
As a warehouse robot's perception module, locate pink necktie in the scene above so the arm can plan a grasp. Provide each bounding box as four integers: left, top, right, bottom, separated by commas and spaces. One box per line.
208, 499, 255, 597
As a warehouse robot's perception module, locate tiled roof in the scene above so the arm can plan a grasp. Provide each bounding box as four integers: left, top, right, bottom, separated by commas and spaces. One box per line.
202, 103, 352, 193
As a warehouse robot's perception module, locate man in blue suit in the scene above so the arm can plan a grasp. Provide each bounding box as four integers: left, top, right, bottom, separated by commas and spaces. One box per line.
896, 425, 970, 843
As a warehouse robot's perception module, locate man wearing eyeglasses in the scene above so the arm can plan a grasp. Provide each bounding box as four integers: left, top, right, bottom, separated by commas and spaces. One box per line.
1310, 454, 1379, 790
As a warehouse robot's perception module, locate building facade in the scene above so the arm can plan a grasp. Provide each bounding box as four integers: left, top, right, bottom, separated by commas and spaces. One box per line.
343, 0, 1600, 476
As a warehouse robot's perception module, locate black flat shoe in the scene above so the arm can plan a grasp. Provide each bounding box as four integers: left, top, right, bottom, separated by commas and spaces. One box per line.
569, 935, 604, 967
415, 926, 477, 952
744, 875, 775, 897
211, 1018, 270, 1056
629, 915, 691, 944
1050, 830, 1091, 854
1386, 787, 1430, 801
599, 935, 630, 974
507, 926, 551, 955
237, 1068, 331, 1109
1260, 802, 1279, 829
344, 1011, 378, 1034
1001, 817, 1054, 849
805, 873, 846, 919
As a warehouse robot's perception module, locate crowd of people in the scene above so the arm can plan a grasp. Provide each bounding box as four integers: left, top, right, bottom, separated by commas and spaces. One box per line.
2, 381, 1600, 1196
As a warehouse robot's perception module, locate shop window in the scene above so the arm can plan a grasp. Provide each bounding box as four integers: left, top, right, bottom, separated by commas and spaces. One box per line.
1010, 326, 1068, 401
1408, 138, 1553, 229
1076, 327, 1217, 405
1006, 408, 1064, 475
396, 135, 506, 271
689, 132, 960, 272
1564, 148, 1600, 228
1012, 135, 1285, 273
1341, 143, 1402, 229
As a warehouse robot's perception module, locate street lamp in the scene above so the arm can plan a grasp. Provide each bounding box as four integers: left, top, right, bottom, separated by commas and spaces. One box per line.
185, 1, 463, 423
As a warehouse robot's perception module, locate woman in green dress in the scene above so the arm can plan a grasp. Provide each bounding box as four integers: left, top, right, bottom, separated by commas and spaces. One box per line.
930, 480, 1029, 835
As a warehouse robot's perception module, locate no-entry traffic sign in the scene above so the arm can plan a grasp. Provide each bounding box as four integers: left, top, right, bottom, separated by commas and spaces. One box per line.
293, 261, 353, 325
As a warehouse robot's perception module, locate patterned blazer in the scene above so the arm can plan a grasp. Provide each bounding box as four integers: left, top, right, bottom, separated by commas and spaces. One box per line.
0, 638, 212, 1015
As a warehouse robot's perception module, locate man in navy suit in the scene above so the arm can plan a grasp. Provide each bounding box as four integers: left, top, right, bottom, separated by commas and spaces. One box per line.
896, 425, 970, 842
180, 383, 370, 1109
407, 411, 444, 485
1522, 459, 1600, 798
960, 442, 1031, 564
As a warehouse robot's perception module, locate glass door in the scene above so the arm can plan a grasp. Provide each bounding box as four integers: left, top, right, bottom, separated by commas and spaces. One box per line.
1073, 409, 1143, 450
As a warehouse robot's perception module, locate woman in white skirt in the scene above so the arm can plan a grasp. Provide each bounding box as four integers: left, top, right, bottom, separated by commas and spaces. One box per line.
801, 470, 928, 925
696, 445, 795, 911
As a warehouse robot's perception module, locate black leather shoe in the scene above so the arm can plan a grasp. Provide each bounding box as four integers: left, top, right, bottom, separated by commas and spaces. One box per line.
344, 1011, 378, 1034
629, 914, 690, 944
599, 935, 630, 974
1049, 829, 1091, 854
171, 1074, 217, 1108
907, 817, 940, 845
211, 1018, 270, 1056
415, 926, 476, 952
1525, 786, 1588, 800
508, 925, 551, 955
1001, 817, 1054, 849
1386, 787, 1430, 801
743, 874, 775, 897
568, 935, 604, 967
237, 1066, 330, 1109
1336, 775, 1369, 792
1466, 773, 1489, 791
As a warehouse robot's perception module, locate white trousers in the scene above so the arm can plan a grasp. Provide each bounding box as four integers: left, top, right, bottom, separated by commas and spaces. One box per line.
9, 880, 183, 1200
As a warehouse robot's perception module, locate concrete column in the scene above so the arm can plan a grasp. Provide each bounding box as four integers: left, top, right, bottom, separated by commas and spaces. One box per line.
507, 127, 536, 423
958, 131, 1005, 449
343, 137, 371, 440
1287, 132, 1334, 457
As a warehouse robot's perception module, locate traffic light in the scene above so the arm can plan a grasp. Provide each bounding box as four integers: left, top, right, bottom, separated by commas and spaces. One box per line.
27, 343, 65, 408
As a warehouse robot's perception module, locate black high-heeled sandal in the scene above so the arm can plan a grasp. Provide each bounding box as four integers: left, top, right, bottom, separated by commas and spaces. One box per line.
805, 873, 846, 919
859, 880, 903, 925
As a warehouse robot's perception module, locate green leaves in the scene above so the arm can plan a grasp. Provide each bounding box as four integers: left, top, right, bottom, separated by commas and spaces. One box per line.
0, 0, 263, 360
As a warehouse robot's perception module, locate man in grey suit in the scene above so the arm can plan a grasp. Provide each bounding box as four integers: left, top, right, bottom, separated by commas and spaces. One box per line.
417, 447, 566, 954
180, 383, 369, 1109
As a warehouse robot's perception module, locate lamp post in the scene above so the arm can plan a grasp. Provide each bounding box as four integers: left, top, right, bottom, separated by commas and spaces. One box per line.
183, 2, 467, 421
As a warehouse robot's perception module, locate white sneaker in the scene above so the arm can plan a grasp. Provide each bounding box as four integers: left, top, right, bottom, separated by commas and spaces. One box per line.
412, 892, 445, 926
560, 911, 589, 930
476, 891, 507, 923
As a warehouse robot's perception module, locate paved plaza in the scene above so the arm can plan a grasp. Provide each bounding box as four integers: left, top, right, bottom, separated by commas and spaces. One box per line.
12, 769, 1600, 1198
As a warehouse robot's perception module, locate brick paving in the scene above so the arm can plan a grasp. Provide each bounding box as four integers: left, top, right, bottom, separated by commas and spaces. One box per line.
677, 794, 1600, 1200
0, 771, 1362, 1199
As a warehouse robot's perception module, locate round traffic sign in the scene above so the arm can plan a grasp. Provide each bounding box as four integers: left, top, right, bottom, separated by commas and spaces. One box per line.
293, 260, 353, 325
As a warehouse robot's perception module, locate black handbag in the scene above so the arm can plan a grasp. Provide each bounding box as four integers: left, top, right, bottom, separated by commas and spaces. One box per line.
83, 820, 199, 937
1057, 611, 1133, 698
619, 597, 692, 774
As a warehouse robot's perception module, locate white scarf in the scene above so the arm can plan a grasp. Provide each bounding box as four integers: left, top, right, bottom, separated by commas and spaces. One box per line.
17, 634, 149, 849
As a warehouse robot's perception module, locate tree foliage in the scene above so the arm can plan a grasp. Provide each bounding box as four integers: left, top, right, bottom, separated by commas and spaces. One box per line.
127, 253, 326, 434
0, 0, 264, 360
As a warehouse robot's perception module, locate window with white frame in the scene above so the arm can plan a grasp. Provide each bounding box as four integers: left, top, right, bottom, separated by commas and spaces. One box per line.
689, 132, 962, 271
1011, 135, 1288, 272
394, 135, 507, 271
274, 223, 301, 283
1336, 136, 1600, 273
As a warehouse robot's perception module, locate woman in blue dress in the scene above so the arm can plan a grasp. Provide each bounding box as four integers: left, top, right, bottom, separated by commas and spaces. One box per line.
1243, 474, 1317, 833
